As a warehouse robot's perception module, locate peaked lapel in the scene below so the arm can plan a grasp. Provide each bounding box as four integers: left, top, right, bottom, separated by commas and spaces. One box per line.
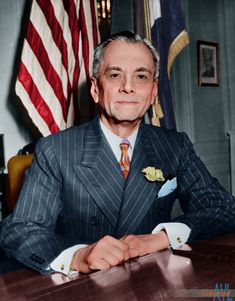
73, 118, 126, 229
115, 125, 170, 237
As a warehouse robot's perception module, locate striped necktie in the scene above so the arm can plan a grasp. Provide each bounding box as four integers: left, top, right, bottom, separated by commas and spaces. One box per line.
119, 139, 131, 179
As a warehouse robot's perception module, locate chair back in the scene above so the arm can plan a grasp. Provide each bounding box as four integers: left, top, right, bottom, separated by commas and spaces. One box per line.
7, 154, 33, 211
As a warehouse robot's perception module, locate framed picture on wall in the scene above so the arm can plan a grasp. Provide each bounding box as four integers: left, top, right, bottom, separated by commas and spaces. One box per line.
198, 41, 220, 86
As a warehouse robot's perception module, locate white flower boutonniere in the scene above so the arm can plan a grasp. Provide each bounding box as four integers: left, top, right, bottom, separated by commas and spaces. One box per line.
142, 166, 165, 182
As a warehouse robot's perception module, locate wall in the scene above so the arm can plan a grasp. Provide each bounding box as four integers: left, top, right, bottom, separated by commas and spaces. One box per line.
171, 0, 235, 192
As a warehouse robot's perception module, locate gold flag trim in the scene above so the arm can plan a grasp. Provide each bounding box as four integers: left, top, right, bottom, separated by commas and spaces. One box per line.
168, 30, 189, 77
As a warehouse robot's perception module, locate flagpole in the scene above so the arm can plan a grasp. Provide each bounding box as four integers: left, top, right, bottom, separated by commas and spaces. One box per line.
144, 0, 151, 41
144, 0, 163, 127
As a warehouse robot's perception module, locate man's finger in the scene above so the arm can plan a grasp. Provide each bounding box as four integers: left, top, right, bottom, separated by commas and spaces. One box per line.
89, 258, 111, 271
76, 262, 92, 273
129, 247, 140, 258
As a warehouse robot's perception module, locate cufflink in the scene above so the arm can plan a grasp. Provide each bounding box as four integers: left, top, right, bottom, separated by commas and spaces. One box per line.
60, 264, 65, 271
177, 237, 182, 243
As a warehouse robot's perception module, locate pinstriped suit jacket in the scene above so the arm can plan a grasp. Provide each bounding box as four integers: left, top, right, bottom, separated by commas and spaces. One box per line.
1, 117, 235, 273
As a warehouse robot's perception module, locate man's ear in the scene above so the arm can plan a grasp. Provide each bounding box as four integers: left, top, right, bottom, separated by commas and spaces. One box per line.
151, 80, 158, 105
90, 77, 99, 103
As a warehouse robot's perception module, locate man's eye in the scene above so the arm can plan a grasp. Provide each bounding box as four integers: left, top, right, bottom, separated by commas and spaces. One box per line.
137, 74, 148, 80
109, 73, 120, 78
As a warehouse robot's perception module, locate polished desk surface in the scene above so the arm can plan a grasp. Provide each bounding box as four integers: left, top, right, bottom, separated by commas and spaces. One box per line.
0, 234, 235, 301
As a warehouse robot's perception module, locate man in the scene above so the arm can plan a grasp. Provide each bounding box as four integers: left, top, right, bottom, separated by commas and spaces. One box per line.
202, 48, 215, 78
1, 31, 235, 275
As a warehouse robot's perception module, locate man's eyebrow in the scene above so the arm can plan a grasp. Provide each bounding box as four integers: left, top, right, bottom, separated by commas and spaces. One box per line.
105, 66, 122, 73
104, 66, 153, 73
135, 67, 152, 74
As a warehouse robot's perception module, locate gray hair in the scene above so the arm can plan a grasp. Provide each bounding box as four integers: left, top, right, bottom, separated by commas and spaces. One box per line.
92, 31, 160, 80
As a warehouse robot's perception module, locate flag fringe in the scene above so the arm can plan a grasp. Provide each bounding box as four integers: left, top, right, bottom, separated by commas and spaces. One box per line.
151, 97, 164, 126
167, 30, 189, 77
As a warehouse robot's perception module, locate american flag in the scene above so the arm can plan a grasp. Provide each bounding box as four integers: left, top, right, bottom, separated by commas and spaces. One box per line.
15, 0, 99, 136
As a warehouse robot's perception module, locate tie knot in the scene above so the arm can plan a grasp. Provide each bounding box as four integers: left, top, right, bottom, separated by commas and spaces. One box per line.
120, 139, 130, 152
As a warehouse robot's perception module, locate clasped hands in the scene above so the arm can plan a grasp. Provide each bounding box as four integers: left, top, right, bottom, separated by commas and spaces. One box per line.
71, 231, 169, 273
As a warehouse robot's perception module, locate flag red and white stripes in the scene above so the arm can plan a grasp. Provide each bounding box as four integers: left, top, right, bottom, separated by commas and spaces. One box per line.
15, 0, 99, 136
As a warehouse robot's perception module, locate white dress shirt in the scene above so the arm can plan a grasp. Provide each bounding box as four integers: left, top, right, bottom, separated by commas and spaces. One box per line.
50, 120, 191, 274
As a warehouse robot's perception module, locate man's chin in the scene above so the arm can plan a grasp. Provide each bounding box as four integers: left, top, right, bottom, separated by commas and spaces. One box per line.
112, 115, 143, 125
113, 110, 144, 121
101, 111, 144, 126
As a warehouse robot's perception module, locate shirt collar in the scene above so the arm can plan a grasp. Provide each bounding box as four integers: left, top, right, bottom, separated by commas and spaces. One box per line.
99, 119, 139, 160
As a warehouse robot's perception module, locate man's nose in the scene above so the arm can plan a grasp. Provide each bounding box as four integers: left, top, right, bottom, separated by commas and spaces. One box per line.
120, 76, 135, 94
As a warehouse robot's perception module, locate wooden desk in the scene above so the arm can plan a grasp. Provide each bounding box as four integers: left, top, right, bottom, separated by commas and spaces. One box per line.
0, 234, 235, 301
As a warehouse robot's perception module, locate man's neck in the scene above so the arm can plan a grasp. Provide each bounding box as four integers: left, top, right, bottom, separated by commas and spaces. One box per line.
100, 116, 141, 138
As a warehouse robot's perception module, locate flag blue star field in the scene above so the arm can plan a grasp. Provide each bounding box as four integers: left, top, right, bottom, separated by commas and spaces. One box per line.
149, 0, 189, 129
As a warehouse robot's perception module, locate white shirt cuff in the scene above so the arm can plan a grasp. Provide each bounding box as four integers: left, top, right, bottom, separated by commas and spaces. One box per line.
152, 222, 191, 249
50, 244, 88, 275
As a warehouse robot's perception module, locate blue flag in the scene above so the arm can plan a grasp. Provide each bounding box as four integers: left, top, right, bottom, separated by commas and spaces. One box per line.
149, 0, 189, 129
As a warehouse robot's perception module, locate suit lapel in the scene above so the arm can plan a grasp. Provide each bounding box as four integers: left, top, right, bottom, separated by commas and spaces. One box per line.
115, 125, 165, 237
73, 118, 125, 229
